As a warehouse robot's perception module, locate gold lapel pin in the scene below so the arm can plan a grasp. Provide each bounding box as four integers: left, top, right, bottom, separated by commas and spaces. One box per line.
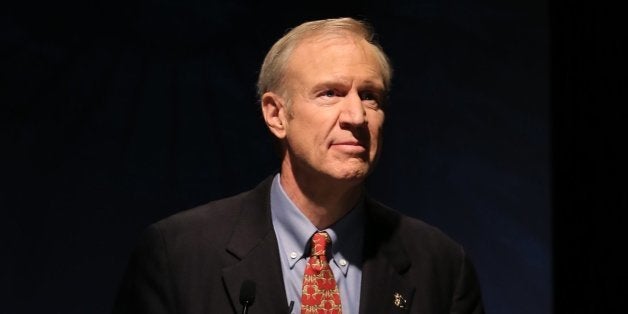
393, 292, 407, 309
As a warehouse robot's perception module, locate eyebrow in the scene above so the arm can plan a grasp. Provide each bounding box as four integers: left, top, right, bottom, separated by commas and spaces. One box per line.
309, 78, 385, 93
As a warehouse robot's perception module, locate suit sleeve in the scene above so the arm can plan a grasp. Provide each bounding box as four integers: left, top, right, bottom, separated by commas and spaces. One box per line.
450, 249, 485, 314
112, 225, 177, 314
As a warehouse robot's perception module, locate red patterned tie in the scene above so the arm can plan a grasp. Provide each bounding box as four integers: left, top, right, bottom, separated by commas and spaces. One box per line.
301, 231, 342, 314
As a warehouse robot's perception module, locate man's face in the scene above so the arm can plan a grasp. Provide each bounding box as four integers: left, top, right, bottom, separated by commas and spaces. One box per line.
280, 34, 386, 183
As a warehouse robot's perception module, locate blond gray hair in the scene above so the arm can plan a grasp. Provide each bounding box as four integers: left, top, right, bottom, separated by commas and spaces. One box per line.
257, 17, 393, 102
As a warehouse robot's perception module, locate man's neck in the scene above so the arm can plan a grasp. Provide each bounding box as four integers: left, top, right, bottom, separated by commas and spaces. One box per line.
279, 167, 363, 230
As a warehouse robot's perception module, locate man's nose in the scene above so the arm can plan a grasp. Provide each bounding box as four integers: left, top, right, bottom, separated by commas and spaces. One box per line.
339, 91, 367, 128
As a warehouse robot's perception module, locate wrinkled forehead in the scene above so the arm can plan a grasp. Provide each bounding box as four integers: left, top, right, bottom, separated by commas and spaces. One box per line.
292, 31, 376, 59
286, 32, 384, 77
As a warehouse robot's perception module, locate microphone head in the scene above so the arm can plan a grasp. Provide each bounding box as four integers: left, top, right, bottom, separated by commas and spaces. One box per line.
239, 280, 256, 306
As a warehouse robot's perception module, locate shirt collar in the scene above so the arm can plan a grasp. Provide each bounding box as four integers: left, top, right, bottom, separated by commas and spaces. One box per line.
270, 174, 365, 276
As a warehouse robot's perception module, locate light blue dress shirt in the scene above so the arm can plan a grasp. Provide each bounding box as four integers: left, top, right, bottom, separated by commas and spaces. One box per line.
270, 174, 365, 314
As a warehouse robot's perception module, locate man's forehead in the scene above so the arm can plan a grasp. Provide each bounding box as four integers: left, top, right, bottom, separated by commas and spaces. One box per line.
278, 31, 386, 95
286, 33, 382, 75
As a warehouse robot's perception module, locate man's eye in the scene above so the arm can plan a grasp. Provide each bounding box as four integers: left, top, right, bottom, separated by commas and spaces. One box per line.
360, 92, 380, 102
323, 90, 336, 97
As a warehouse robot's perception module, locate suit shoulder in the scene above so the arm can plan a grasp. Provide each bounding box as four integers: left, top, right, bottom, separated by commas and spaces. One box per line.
367, 198, 465, 257
146, 188, 259, 245
157, 191, 247, 228
401, 214, 464, 256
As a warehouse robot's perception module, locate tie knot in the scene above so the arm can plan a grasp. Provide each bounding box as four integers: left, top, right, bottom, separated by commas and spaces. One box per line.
310, 231, 330, 257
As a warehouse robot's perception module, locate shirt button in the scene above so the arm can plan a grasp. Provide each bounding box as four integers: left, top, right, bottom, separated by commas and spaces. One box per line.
290, 252, 298, 259
339, 259, 347, 266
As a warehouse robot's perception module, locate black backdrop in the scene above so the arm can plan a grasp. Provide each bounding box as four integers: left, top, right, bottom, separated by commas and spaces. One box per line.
2, 0, 625, 313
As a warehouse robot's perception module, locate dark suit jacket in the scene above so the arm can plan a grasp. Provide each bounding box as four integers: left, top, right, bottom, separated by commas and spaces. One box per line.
113, 177, 484, 313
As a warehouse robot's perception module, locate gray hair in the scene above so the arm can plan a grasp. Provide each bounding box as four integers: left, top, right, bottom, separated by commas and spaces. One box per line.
257, 17, 393, 103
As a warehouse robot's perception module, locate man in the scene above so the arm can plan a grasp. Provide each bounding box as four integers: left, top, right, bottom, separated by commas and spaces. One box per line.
114, 17, 484, 314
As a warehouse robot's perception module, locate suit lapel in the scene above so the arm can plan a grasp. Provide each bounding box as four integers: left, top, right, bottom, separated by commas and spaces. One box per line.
359, 198, 416, 313
219, 179, 417, 313
222, 177, 289, 314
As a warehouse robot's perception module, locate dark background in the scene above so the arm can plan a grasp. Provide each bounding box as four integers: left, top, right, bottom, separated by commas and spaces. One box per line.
2, 0, 625, 313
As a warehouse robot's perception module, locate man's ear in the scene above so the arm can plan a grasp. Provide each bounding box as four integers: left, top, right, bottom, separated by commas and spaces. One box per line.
261, 92, 288, 139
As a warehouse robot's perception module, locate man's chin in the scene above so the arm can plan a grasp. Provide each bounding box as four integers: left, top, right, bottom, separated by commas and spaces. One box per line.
327, 165, 371, 183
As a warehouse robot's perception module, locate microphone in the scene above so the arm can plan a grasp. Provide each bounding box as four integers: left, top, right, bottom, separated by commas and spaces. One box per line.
239, 280, 256, 314
286, 300, 294, 314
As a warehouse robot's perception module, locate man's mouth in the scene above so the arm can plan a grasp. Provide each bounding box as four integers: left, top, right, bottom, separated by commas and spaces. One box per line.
330, 141, 367, 153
